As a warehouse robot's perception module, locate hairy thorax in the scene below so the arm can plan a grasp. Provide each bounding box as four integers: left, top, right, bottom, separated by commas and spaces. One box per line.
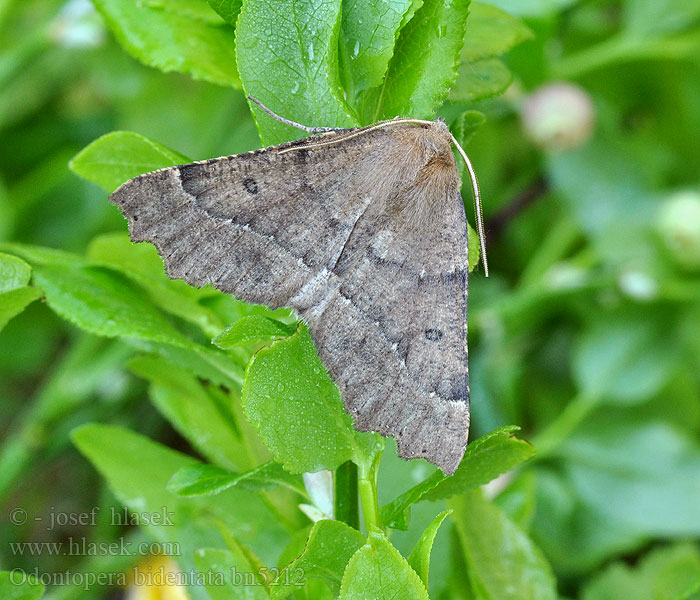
382, 121, 462, 231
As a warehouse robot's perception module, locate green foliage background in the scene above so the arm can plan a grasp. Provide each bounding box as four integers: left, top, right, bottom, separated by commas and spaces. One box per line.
1, 0, 700, 599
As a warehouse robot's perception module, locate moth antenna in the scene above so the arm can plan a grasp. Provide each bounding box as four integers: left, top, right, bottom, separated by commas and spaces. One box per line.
450, 134, 489, 277
247, 96, 337, 134
277, 118, 434, 154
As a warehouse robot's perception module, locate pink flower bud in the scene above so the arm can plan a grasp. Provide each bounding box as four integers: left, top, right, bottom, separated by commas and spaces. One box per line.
521, 82, 595, 151
658, 191, 700, 271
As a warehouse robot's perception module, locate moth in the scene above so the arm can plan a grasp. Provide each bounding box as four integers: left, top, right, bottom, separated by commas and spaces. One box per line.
110, 98, 487, 475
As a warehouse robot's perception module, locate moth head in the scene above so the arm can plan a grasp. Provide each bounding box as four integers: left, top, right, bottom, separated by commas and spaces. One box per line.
384, 121, 460, 229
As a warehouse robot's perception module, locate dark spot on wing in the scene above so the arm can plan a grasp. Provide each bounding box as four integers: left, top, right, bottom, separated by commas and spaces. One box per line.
425, 328, 443, 341
451, 384, 469, 403
442, 271, 457, 284
293, 148, 309, 164
177, 163, 202, 189
242, 177, 258, 195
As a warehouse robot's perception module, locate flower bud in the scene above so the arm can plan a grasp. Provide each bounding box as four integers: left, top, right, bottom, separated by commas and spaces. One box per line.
521, 82, 595, 151
657, 191, 700, 271
50, 0, 105, 48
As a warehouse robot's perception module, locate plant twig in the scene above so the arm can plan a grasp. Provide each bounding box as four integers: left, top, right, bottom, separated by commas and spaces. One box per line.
486, 176, 549, 242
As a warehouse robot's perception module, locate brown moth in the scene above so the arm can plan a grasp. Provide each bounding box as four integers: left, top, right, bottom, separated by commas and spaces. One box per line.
110, 99, 487, 475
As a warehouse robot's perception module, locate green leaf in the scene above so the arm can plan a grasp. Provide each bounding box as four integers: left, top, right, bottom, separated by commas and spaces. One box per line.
573, 312, 677, 403
169, 461, 305, 497
70, 131, 189, 192
194, 547, 271, 599
623, 0, 700, 36
407, 509, 452, 588
0, 336, 134, 503
422, 426, 534, 501
339, 0, 417, 108
32, 264, 194, 348
494, 471, 537, 531
126, 338, 244, 388
483, 0, 575, 17
547, 138, 657, 235
72, 424, 290, 570
0, 286, 42, 332
145, 0, 225, 24
88, 232, 224, 337
242, 323, 381, 474
462, 2, 533, 62
450, 57, 513, 103
451, 490, 557, 600
70, 423, 192, 539
214, 315, 296, 349
450, 2, 533, 103
380, 426, 533, 529
236, 0, 356, 145
678, 579, 700, 600
529, 468, 645, 577
272, 520, 366, 599
339, 529, 429, 599
92, 0, 240, 87
451, 110, 485, 181
467, 222, 481, 274
0, 571, 44, 600
207, 0, 243, 26
451, 110, 486, 148
376, 0, 471, 120
582, 543, 700, 600
129, 355, 244, 470
559, 418, 700, 536
0, 252, 31, 292
0, 242, 82, 268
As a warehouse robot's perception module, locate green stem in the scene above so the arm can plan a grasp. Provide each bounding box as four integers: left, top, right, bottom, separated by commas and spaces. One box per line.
0, 0, 14, 29
552, 35, 638, 79
358, 475, 379, 532
0, 428, 38, 503
530, 392, 601, 460
334, 461, 359, 529
519, 217, 581, 288
554, 30, 700, 80
0, 28, 50, 88
357, 451, 382, 533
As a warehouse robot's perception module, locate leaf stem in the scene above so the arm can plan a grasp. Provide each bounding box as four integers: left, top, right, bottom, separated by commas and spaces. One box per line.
357, 449, 382, 532
552, 34, 646, 79
358, 472, 380, 532
530, 392, 601, 460
554, 31, 700, 80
